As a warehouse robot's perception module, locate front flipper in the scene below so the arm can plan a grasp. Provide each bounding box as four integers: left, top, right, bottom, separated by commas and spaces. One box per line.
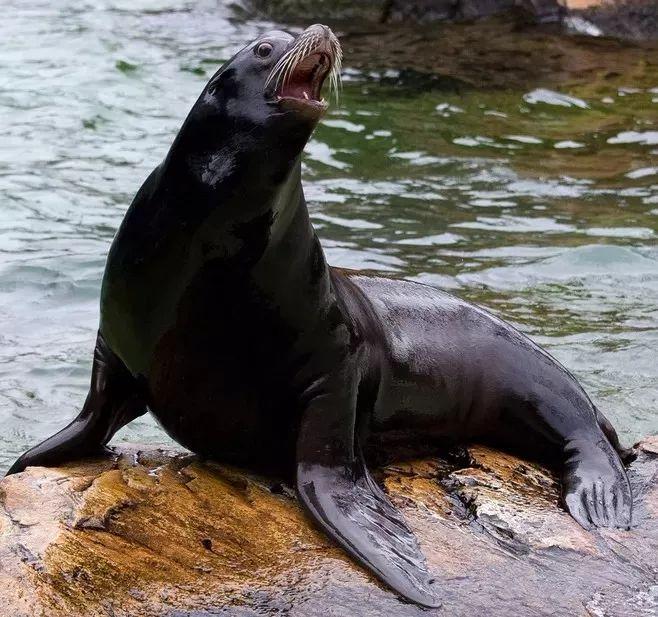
296, 364, 440, 608
6, 332, 146, 476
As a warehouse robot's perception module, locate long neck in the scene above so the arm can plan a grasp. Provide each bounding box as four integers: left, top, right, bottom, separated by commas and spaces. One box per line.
149, 126, 309, 269
159, 105, 315, 224
252, 160, 332, 305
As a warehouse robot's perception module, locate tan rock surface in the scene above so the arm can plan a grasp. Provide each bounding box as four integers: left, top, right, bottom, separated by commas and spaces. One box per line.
563, 0, 602, 8
1, 439, 656, 616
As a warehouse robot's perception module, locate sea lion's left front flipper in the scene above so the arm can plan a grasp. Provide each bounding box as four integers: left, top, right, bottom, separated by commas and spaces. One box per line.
6, 332, 146, 476
295, 367, 441, 608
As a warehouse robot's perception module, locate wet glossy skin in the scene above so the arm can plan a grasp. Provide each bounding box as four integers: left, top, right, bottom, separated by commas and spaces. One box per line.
6, 26, 633, 608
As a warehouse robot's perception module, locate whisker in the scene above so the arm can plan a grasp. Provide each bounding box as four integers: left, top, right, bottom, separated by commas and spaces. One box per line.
265, 27, 343, 104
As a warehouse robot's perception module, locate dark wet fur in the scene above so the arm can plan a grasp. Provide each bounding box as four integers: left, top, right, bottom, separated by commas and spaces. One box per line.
6, 25, 633, 607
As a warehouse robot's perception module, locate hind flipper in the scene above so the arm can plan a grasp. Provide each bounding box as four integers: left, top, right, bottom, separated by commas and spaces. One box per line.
296, 364, 440, 608
562, 433, 633, 530
6, 332, 146, 476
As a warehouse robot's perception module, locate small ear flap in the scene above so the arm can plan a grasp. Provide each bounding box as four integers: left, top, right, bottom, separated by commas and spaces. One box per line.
297, 443, 441, 607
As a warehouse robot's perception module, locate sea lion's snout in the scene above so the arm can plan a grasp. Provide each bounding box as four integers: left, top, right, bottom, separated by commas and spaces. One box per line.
265, 24, 342, 115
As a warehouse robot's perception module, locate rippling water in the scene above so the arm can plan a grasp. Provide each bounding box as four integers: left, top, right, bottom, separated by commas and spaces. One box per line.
1, 0, 657, 473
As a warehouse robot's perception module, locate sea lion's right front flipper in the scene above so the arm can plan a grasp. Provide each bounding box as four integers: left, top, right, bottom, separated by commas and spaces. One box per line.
295, 367, 441, 608
6, 332, 146, 476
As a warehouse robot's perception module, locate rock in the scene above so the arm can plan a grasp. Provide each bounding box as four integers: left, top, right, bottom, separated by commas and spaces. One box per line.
337, 18, 658, 91
1, 438, 656, 617
456, 0, 516, 20
233, 0, 565, 24
386, 0, 459, 22
388, 0, 564, 21
232, 0, 658, 41
386, 0, 563, 23
565, 0, 658, 42
229, 0, 384, 22
227, 2, 658, 92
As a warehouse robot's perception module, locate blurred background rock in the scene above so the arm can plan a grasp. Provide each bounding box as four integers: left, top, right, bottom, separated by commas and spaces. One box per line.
231, 0, 658, 40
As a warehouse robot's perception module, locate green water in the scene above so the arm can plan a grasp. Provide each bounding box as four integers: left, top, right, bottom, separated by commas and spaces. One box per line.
1, 1, 657, 473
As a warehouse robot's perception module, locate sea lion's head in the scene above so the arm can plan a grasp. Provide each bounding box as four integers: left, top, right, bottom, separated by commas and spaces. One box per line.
207, 23, 341, 118
172, 24, 342, 187
261, 24, 342, 118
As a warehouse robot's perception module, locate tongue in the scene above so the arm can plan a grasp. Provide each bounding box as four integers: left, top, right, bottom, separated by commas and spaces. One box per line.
281, 85, 313, 100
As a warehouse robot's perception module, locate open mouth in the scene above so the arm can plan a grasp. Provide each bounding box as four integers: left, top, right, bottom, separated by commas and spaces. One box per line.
278, 51, 332, 108
266, 24, 342, 113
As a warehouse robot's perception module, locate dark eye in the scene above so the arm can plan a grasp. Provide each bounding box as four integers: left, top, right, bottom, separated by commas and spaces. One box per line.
255, 42, 273, 58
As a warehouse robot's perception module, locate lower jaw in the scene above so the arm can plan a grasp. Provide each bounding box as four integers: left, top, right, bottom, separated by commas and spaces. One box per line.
277, 96, 328, 116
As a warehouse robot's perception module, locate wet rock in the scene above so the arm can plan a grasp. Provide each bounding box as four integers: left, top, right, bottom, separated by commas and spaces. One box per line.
0, 439, 656, 616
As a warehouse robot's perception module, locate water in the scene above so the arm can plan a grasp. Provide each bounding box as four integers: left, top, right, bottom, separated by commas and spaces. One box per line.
1, 1, 657, 474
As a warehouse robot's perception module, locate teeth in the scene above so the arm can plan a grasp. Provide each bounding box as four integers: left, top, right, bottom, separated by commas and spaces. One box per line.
266, 27, 343, 106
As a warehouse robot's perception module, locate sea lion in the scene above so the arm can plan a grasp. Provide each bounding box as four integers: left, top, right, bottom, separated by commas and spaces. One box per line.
7, 24, 633, 608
